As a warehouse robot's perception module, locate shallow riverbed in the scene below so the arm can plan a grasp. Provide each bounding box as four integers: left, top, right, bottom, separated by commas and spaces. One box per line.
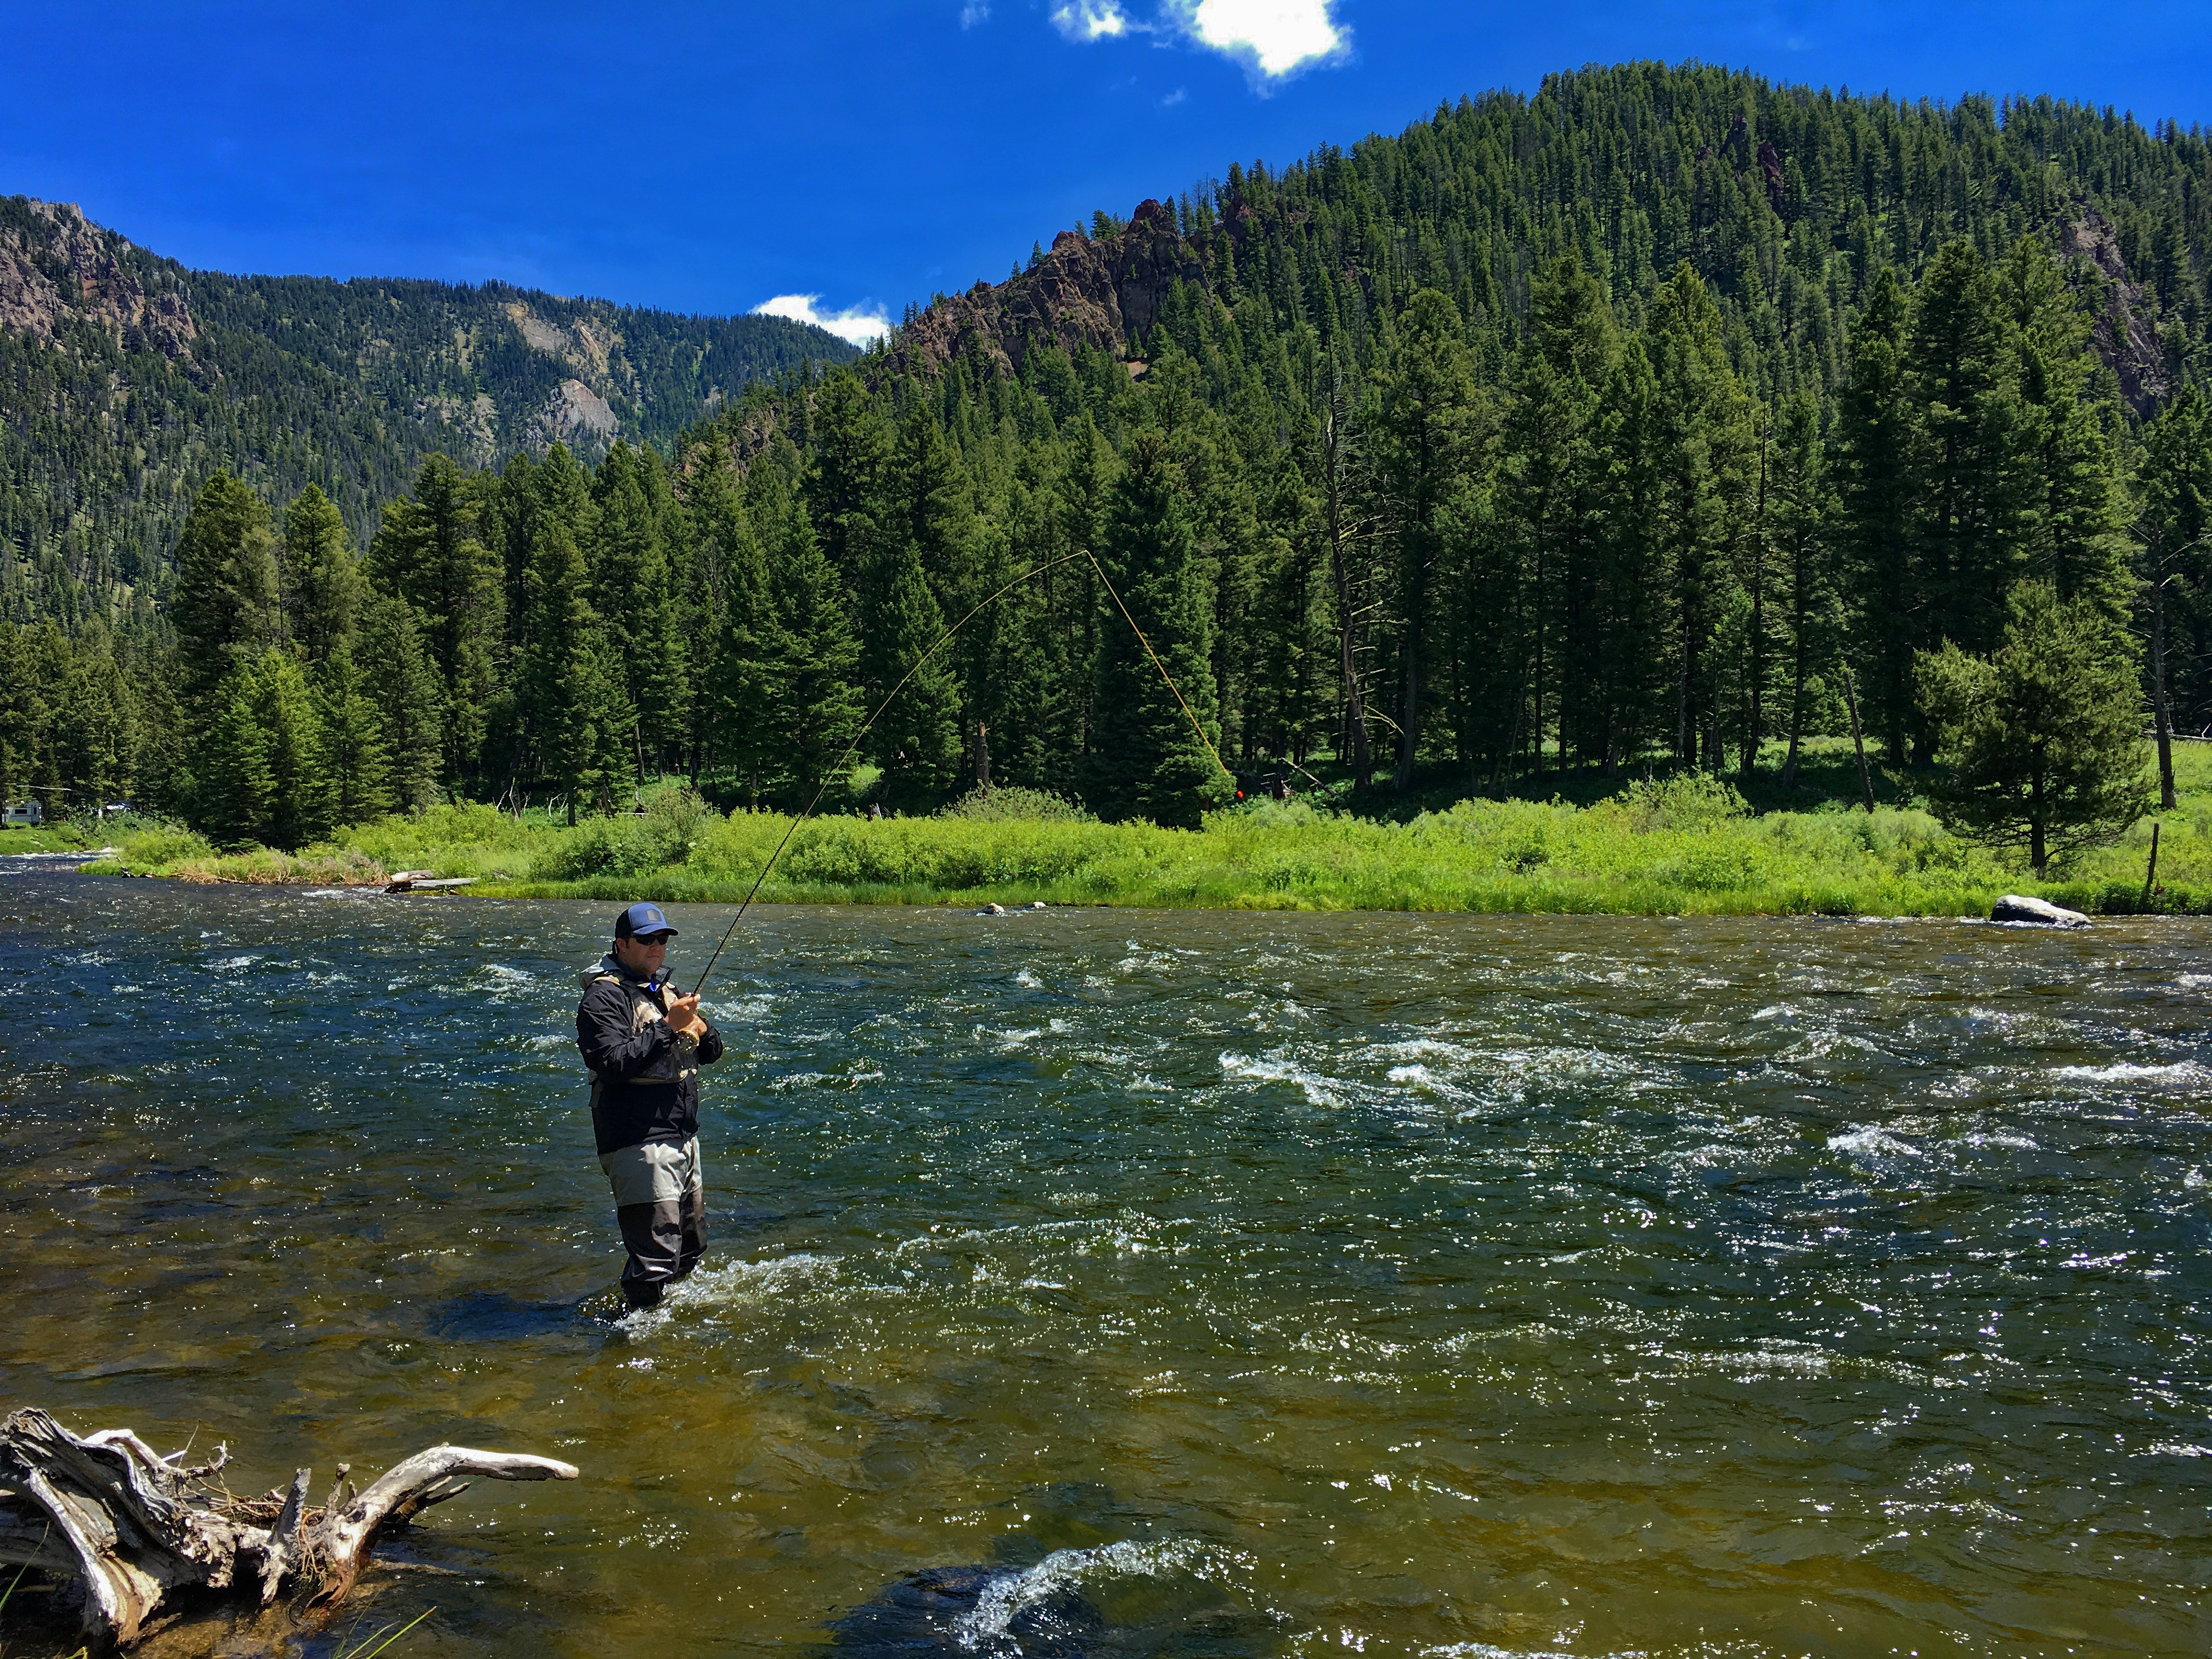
3, 865, 2209, 1656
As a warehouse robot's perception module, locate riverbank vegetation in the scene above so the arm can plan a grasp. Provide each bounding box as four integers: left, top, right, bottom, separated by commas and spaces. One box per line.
79, 751, 2212, 916
10, 65, 2212, 899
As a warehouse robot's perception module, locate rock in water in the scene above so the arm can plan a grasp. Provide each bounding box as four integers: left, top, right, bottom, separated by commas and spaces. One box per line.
1991, 894, 2090, 928
979, 903, 1007, 916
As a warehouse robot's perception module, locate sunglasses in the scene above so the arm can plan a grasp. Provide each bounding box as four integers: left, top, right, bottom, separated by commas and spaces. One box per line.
628, 933, 674, 946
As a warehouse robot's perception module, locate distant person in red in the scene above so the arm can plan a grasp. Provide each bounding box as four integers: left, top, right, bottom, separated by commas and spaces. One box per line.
575, 902, 724, 1310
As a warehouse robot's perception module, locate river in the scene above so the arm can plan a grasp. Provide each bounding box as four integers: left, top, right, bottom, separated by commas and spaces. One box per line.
3, 863, 2208, 1657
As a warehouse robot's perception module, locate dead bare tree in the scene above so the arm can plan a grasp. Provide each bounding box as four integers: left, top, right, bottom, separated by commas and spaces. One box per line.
0, 1407, 578, 1649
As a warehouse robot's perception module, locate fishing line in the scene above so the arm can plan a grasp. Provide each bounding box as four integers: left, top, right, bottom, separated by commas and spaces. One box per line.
691, 546, 1231, 995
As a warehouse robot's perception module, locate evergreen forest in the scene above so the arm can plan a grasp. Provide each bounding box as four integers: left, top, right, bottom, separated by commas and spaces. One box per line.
10, 61, 2212, 867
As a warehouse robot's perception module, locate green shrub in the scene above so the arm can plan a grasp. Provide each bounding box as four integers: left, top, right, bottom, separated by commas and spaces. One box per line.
935, 785, 1094, 822
120, 824, 216, 870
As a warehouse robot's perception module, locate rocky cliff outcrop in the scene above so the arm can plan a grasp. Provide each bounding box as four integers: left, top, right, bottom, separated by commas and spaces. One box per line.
523, 377, 619, 451
0, 200, 195, 356
2057, 207, 2171, 417
893, 199, 1206, 378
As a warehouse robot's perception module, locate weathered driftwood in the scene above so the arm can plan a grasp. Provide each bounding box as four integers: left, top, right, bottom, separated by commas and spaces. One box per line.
0, 1408, 577, 1649
382, 870, 476, 894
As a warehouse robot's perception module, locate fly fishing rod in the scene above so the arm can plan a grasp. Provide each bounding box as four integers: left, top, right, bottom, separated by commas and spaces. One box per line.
690, 547, 1231, 996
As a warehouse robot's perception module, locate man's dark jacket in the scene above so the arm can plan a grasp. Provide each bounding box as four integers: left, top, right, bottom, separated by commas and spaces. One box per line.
576, 955, 725, 1156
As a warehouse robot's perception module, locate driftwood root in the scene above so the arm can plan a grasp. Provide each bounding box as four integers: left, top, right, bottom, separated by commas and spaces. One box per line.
0, 1407, 577, 1649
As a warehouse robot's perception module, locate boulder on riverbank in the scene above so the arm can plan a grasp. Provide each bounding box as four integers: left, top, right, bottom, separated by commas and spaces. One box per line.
1991, 894, 2090, 928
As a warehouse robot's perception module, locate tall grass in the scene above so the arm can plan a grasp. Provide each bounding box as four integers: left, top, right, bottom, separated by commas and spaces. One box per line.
83, 759, 2212, 916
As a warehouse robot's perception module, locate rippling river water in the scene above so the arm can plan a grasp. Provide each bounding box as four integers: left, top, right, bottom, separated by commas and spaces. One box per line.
3, 864, 2210, 1657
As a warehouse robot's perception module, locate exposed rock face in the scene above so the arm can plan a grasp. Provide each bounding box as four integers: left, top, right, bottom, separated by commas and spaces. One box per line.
894, 199, 1205, 379
2057, 208, 2170, 416
0, 200, 195, 356
1991, 894, 2091, 928
524, 377, 619, 450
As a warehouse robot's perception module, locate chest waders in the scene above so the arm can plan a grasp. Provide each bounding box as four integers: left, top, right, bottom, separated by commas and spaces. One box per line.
586, 972, 707, 1312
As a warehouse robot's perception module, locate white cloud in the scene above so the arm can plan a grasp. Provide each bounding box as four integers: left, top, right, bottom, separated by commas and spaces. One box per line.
960, 1, 989, 26
1048, 1, 1344, 84
1052, 2, 1129, 41
753, 294, 890, 348
1176, 0, 1343, 78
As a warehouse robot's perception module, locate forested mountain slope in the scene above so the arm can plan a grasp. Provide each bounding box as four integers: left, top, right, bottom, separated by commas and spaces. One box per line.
14, 60, 2212, 855
0, 196, 857, 626
896, 61, 2192, 413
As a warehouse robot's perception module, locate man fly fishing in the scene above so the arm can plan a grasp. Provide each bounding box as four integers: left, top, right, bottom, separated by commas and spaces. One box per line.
577, 902, 724, 1311
565, 549, 1223, 1313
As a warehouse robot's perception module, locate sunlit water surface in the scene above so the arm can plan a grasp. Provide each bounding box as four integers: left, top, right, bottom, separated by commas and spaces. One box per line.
3, 865, 2210, 1657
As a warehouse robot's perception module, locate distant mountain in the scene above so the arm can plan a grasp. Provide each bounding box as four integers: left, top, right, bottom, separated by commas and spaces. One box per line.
0, 196, 858, 624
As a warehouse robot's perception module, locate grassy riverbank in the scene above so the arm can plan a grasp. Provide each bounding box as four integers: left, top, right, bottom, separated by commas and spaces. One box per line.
76, 743, 2212, 916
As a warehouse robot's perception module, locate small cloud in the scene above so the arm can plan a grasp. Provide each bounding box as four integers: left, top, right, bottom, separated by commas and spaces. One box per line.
1175, 0, 1344, 80
960, 1, 989, 25
1047, 2, 1345, 86
1161, 86, 1188, 106
1052, 1, 1128, 41
753, 294, 890, 348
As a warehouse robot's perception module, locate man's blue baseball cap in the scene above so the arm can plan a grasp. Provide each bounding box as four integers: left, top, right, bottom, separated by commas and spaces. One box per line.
616, 901, 678, 939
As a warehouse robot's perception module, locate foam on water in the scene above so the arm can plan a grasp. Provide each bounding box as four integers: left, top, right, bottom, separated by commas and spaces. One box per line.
953, 1539, 1242, 1653
1827, 1125, 1921, 1159
1218, 1049, 1345, 1107
2051, 1060, 2205, 1084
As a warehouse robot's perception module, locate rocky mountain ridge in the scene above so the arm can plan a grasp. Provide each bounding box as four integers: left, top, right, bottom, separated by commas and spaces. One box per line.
0, 195, 856, 616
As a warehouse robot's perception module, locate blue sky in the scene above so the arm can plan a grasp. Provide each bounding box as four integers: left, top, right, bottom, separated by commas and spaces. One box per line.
4, 2, 2210, 343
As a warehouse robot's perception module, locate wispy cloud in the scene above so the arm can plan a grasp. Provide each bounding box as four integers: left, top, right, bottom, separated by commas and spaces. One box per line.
1049, 1, 1345, 85
753, 294, 890, 347
960, 1, 990, 27
1051, 2, 1129, 41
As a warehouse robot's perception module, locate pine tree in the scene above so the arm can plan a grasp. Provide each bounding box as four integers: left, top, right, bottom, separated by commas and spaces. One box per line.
1836, 266, 1916, 758
590, 442, 686, 777
281, 483, 365, 670
1365, 288, 1483, 788
1917, 581, 2149, 875
861, 530, 963, 809
771, 501, 865, 805
1770, 391, 1836, 789
368, 454, 503, 786
1085, 432, 1231, 826
315, 639, 392, 825
805, 369, 889, 585
198, 656, 275, 848
356, 594, 443, 812
2001, 237, 2131, 623
1908, 240, 2024, 673
172, 473, 283, 707
1593, 336, 1672, 771
259, 650, 336, 849
1647, 263, 1756, 770
1497, 256, 1617, 773
2136, 388, 2212, 809
520, 518, 602, 824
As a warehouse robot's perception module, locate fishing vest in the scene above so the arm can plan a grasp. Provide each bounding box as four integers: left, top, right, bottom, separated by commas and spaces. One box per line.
583, 970, 699, 1107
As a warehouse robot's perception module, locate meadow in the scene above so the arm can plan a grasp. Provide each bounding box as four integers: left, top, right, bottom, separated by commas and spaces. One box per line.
68, 739, 2212, 917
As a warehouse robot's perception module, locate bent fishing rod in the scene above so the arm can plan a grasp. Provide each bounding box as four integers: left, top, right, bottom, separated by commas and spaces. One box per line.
690, 548, 1231, 997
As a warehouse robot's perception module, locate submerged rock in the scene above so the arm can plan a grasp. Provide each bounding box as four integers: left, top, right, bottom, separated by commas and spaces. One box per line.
1991, 894, 2090, 928
826, 1563, 1101, 1657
